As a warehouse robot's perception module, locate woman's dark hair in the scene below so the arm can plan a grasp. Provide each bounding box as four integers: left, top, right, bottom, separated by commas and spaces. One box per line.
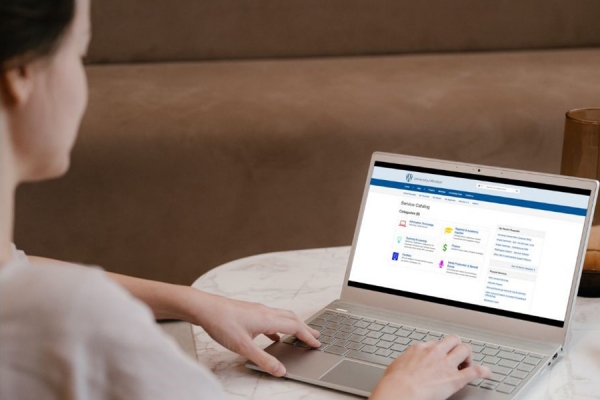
0, 0, 75, 70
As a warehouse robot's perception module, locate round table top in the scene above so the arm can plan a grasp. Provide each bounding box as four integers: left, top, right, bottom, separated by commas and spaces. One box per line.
192, 246, 600, 400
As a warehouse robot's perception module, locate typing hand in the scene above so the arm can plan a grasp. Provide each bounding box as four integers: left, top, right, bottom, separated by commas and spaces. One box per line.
192, 292, 320, 376
370, 335, 491, 400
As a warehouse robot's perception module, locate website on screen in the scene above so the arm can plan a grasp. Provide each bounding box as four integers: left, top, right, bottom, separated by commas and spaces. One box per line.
348, 163, 591, 327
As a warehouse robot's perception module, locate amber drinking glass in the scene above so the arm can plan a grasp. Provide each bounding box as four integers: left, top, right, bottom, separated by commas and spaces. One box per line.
561, 108, 600, 297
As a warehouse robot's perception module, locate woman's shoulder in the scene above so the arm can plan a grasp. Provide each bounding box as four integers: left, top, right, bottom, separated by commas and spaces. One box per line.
0, 254, 224, 399
0, 255, 154, 332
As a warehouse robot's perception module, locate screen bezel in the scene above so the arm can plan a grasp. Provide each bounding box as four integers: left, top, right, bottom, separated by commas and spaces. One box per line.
340, 152, 598, 344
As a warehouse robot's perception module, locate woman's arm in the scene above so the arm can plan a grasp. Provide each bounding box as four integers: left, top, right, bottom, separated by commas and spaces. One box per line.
103, 271, 197, 320
27, 256, 320, 376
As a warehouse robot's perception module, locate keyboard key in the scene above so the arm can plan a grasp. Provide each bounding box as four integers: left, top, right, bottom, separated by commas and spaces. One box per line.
401, 325, 415, 331
498, 359, 518, 369
314, 344, 327, 351
514, 350, 528, 356
389, 351, 402, 359
471, 340, 485, 346
346, 350, 393, 366
499, 346, 513, 352
498, 351, 525, 362
516, 363, 535, 373
354, 321, 370, 329
483, 356, 500, 365
353, 328, 369, 336
367, 331, 383, 339
381, 334, 397, 342
424, 335, 439, 342
468, 379, 483, 386
320, 335, 334, 344
497, 383, 516, 394
329, 316, 345, 323
341, 318, 358, 326
381, 326, 397, 335
333, 339, 351, 348
334, 332, 351, 340
322, 329, 337, 336
327, 322, 343, 330
360, 345, 378, 354
409, 332, 426, 341
368, 323, 385, 331
309, 324, 324, 332
510, 370, 528, 379
461, 338, 471, 343
362, 318, 375, 323
310, 318, 327, 327
395, 337, 411, 345
479, 380, 498, 390
470, 345, 484, 353
347, 342, 364, 351
504, 377, 522, 386
489, 373, 506, 383
339, 325, 355, 333
472, 353, 485, 362
487, 364, 512, 376
523, 356, 541, 366
377, 340, 393, 349
375, 348, 392, 357
396, 329, 412, 337
391, 343, 407, 352
529, 353, 544, 359
362, 338, 379, 346
482, 348, 499, 356
486, 344, 499, 349
348, 334, 364, 343
325, 345, 348, 356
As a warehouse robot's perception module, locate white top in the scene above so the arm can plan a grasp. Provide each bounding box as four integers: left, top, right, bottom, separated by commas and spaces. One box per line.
0, 246, 223, 400
191, 246, 600, 400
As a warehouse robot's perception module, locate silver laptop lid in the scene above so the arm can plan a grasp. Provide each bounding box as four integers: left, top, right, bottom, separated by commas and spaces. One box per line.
341, 152, 598, 345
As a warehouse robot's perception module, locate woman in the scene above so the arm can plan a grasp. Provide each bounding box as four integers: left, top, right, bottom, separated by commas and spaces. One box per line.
0, 0, 490, 398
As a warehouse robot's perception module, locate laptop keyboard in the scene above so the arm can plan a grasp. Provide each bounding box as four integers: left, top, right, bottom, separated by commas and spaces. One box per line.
282, 310, 546, 395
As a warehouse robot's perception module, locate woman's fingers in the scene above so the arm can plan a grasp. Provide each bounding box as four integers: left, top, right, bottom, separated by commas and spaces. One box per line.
457, 364, 492, 387
240, 339, 287, 377
265, 333, 281, 342
447, 342, 473, 368
434, 334, 463, 354
265, 312, 321, 347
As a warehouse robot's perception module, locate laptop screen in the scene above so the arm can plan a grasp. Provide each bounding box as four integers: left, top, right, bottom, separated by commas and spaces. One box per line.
348, 161, 592, 328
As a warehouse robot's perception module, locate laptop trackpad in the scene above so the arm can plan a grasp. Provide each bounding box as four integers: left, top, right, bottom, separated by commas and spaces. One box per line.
320, 360, 386, 393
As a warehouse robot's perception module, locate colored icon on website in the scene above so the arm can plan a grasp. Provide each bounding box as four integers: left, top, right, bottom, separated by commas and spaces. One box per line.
392, 252, 399, 261
397, 236, 403, 244
439, 260, 445, 268
442, 244, 448, 252
399, 220, 407, 227
444, 227, 453, 234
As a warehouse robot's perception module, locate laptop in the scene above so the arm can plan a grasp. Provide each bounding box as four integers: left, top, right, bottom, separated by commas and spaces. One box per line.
246, 152, 598, 399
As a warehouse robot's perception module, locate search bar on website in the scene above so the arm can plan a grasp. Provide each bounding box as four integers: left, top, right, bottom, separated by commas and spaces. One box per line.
476, 183, 520, 194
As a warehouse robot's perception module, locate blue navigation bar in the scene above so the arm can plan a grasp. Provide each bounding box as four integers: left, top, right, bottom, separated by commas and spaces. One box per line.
370, 179, 587, 216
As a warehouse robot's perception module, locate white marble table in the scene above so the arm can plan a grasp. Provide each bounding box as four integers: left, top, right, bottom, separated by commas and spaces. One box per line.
192, 247, 600, 399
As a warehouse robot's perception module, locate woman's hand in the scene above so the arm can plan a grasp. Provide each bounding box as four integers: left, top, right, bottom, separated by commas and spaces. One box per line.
94, 271, 319, 376
370, 335, 491, 400
188, 290, 320, 377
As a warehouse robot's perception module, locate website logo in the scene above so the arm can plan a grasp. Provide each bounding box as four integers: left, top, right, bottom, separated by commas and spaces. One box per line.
406, 173, 414, 183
